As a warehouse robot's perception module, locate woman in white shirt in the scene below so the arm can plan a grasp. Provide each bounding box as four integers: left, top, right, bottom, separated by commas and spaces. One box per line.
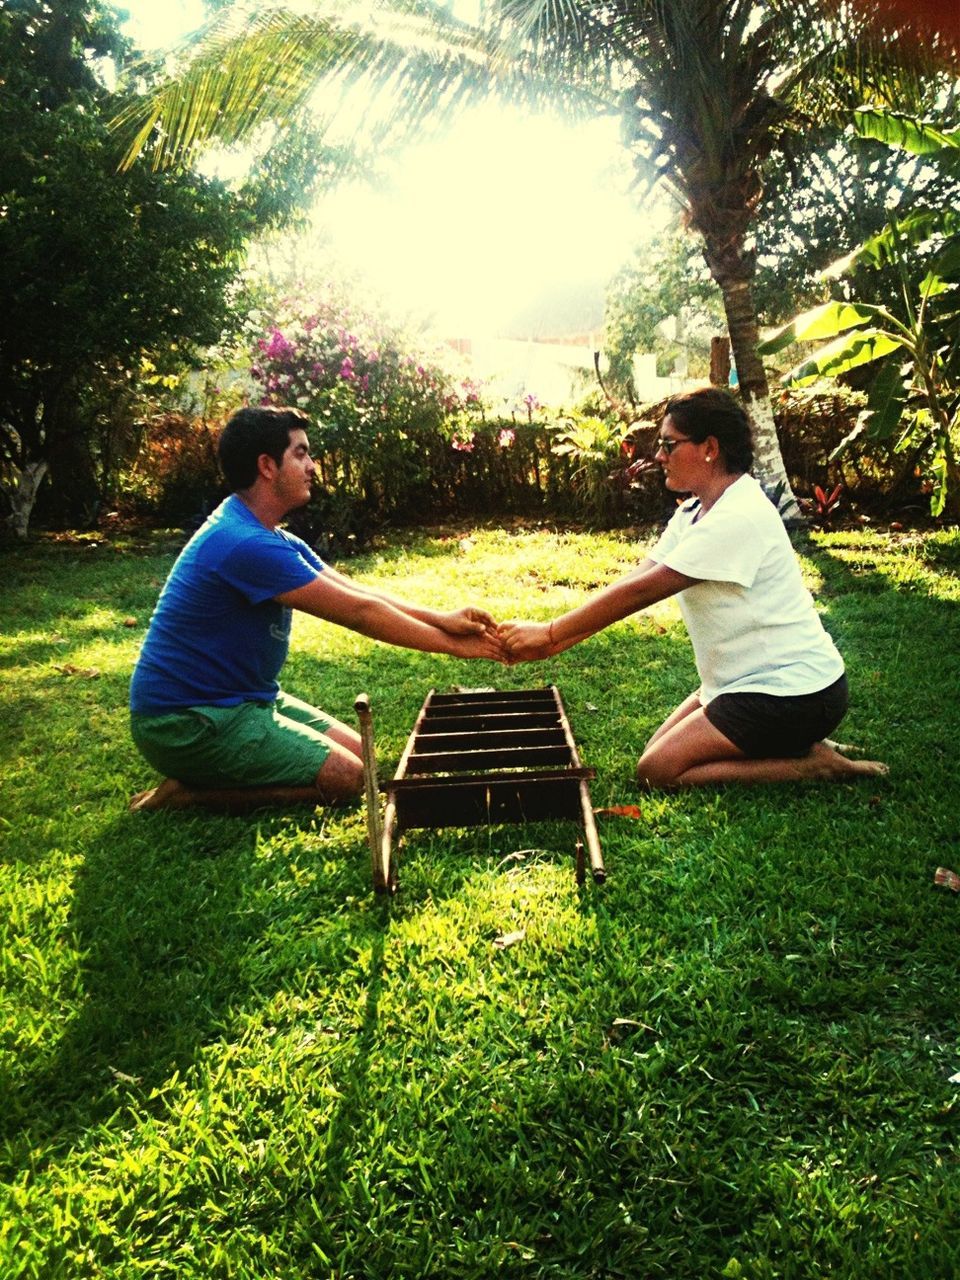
500, 388, 887, 788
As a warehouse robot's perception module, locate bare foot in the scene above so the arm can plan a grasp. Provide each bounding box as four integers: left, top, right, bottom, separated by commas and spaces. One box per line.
128, 778, 196, 811
822, 737, 865, 756
806, 742, 889, 779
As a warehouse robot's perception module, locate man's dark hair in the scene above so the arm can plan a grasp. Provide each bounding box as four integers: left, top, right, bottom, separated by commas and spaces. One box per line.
663, 387, 754, 474
217, 406, 312, 492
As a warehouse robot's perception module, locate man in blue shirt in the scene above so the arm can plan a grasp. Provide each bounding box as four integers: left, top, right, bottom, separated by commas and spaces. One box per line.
129, 406, 502, 812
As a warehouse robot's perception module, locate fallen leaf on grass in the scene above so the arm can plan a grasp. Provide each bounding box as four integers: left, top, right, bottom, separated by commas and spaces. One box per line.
934, 866, 960, 893
122, 617, 138, 627
492, 929, 526, 950
109, 1066, 142, 1085
595, 804, 643, 819
948, 1070, 960, 1084
496, 851, 527, 870
56, 664, 100, 678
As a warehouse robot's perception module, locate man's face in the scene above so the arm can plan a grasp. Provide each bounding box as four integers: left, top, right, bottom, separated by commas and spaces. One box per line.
275, 429, 316, 510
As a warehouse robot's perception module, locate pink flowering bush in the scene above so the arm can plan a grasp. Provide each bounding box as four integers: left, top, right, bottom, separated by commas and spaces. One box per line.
234, 288, 666, 546
249, 290, 484, 543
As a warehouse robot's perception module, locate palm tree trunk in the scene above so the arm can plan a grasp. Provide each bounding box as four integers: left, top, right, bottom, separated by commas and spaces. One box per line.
702, 235, 803, 523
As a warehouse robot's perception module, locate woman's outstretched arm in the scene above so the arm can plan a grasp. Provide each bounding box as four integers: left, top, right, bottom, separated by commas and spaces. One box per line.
500, 560, 696, 662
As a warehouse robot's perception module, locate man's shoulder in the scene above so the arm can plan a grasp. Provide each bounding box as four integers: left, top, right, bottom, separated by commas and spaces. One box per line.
208, 494, 263, 537
184, 497, 324, 585
196, 497, 278, 555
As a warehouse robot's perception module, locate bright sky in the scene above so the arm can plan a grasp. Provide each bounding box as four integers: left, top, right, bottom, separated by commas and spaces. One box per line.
119, 1, 666, 337
317, 108, 645, 334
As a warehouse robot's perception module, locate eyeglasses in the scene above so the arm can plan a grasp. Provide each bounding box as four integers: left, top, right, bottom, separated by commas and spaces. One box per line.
655, 435, 694, 456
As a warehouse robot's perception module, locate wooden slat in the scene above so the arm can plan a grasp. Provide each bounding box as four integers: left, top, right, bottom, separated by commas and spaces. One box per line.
417, 711, 561, 734
390, 775, 585, 828
387, 765, 596, 790
412, 727, 568, 752
429, 688, 556, 708
406, 744, 573, 774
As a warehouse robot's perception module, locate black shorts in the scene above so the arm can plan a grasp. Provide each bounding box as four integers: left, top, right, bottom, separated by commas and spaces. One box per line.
704, 674, 849, 759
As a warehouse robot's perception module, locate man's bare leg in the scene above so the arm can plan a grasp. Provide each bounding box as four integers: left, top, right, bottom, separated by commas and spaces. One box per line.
129, 738, 364, 813
318, 717, 363, 758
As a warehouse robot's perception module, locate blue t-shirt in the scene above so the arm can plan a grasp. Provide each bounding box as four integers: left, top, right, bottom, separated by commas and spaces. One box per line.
130, 495, 325, 714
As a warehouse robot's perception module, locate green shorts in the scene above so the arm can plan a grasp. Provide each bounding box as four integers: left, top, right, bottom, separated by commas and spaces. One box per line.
130, 691, 335, 789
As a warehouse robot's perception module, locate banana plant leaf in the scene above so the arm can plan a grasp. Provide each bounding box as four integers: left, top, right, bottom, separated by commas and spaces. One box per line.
929, 238, 960, 283
846, 209, 960, 271
783, 329, 903, 387
870, 358, 909, 438
853, 108, 960, 156
828, 361, 909, 461
758, 300, 879, 356
918, 270, 954, 299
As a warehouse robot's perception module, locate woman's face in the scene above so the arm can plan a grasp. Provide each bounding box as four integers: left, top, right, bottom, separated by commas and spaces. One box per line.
655, 413, 707, 492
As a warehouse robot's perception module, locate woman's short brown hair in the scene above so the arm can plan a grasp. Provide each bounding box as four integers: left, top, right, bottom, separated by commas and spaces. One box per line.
663, 387, 753, 473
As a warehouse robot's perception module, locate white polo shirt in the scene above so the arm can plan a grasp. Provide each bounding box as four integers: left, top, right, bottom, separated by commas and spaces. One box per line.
648, 474, 844, 703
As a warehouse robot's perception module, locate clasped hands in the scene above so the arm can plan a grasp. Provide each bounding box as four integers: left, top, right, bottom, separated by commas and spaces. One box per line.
440, 606, 554, 664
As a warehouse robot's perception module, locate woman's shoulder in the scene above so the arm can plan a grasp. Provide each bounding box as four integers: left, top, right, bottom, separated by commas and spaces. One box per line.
716, 475, 784, 525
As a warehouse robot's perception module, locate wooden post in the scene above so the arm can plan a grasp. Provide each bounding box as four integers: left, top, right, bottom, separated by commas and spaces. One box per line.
710, 336, 731, 387
354, 693, 387, 893
551, 684, 606, 883
578, 779, 606, 883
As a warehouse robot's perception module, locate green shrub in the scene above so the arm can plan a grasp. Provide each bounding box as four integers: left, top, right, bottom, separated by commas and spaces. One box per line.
119, 412, 225, 524
250, 289, 476, 535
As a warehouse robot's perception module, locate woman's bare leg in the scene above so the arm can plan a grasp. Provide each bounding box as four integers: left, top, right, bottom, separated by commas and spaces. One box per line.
676, 740, 889, 786
637, 705, 888, 789
643, 691, 704, 750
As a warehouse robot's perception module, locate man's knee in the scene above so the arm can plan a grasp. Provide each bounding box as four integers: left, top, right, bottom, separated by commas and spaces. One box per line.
315, 745, 364, 801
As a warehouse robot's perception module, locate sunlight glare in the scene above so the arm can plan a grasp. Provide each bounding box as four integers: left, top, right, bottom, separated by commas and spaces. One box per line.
317, 106, 648, 335
119, 0, 669, 338
122, 0, 206, 51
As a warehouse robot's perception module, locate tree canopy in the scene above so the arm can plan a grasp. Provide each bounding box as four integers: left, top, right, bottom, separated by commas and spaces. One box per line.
0, 0, 319, 536
110, 0, 955, 520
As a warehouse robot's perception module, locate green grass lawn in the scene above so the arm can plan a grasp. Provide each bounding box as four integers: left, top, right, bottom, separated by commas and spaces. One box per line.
2, 521, 959, 1279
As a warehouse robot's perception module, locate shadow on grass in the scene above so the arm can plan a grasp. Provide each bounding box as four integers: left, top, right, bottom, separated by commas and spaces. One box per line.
1, 807, 388, 1160
799, 534, 960, 770
0, 798, 519, 1173
6, 527, 958, 1215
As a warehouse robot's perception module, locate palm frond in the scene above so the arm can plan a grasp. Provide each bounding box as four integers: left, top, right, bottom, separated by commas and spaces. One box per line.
112, 0, 615, 172
112, 2, 493, 170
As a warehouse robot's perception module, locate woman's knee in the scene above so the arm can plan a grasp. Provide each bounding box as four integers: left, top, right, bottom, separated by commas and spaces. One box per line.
636, 750, 681, 790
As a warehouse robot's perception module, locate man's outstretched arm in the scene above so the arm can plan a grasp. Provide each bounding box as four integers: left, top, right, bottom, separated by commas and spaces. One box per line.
275, 574, 503, 660
318, 564, 497, 637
